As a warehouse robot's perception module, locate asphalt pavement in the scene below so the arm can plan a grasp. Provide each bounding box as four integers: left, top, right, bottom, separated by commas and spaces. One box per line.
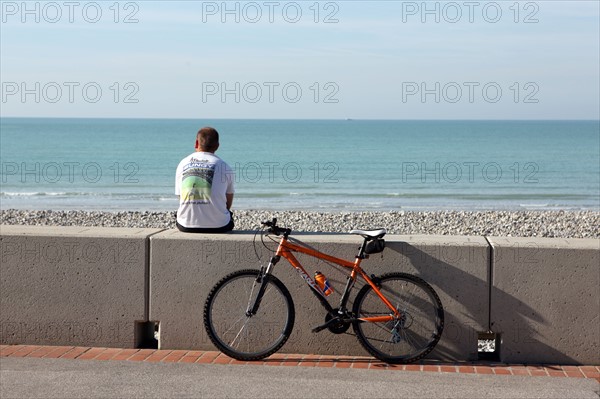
1, 357, 599, 399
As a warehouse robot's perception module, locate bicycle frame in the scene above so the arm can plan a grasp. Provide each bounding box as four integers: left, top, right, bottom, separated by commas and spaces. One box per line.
265, 235, 401, 323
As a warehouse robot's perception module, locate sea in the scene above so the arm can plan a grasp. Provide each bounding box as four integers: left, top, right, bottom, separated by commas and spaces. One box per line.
1, 118, 599, 212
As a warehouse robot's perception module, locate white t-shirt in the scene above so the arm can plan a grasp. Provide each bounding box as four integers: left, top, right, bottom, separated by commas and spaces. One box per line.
175, 152, 235, 228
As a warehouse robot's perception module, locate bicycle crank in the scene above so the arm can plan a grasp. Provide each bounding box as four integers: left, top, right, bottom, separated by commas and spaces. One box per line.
312, 308, 352, 334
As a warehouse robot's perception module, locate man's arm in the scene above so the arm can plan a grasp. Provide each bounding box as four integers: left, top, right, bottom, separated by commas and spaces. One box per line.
226, 193, 234, 210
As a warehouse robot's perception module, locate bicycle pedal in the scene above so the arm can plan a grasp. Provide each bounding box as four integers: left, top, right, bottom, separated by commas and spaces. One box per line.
311, 324, 327, 333
311, 318, 337, 333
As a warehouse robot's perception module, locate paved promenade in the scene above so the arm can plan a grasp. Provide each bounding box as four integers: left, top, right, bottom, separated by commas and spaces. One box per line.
1, 345, 599, 398
2, 345, 600, 378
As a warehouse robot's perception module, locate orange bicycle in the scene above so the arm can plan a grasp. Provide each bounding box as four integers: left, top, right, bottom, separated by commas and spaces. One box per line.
203, 218, 444, 364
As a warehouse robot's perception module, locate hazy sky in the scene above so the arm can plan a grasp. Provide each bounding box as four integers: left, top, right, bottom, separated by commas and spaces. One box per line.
1, 1, 599, 119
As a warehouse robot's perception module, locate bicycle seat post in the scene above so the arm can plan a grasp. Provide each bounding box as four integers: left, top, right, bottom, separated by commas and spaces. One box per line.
356, 238, 369, 260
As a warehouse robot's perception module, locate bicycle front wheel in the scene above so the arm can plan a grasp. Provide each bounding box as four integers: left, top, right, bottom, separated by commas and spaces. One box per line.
203, 269, 295, 361
352, 273, 444, 364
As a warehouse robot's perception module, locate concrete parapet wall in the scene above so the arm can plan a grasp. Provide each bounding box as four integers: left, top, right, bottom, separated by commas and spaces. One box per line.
488, 236, 599, 364
0, 225, 163, 348
1, 225, 598, 364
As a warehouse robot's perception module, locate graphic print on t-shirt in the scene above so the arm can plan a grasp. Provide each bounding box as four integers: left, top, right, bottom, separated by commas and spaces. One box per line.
180, 159, 215, 204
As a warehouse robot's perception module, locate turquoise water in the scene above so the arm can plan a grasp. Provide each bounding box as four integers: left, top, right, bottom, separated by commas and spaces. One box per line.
1, 118, 598, 211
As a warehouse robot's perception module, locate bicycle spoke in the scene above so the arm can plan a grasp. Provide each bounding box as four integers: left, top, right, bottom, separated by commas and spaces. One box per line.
399, 327, 420, 351
230, 318, 250, 348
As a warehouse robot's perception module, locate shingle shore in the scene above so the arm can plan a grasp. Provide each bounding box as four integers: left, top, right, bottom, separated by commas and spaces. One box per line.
1, 209, 598, 238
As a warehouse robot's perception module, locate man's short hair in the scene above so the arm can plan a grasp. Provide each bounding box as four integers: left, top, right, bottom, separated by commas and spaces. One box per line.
197, 127, 219, 152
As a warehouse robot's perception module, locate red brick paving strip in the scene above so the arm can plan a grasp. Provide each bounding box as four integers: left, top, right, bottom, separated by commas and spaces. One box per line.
8, 345, 40, 357
128, 349, 155, 362
111, 349, 140, 361
43, 346, 76, 359
298, 354, 320, 367
440, 365, 457, 373
511, 368, 531, 376
162, 350, 189, 363
1, 345, 22, 356
24, 346, 58, 358
145, 350, 172, 363
492, 368, 512, 375
95, 348, 125, 361
580, 366, 600, 379
60, 347, 91, 360
404, 364, 422, 372
178, 355, 201, 364
212, 354, 233, 365
278, 354, 300, 367
76, 347, 108, 361
1, 345, 598, 380
196, 351, 220, 364
262, 353, 287, 366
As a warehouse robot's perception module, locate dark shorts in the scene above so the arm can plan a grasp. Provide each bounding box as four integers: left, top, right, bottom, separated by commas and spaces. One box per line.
176, 211, 234, 233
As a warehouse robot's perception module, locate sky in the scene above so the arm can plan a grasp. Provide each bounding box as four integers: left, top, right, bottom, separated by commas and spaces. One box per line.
1, 0, 599, 119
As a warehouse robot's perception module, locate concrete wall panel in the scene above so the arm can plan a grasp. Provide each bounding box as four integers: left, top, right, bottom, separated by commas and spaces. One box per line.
489, 236, 600, 364
0, 225, 162, 348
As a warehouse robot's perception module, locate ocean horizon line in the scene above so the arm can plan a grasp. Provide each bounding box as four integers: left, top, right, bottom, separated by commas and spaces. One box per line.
2, 116, 599, 122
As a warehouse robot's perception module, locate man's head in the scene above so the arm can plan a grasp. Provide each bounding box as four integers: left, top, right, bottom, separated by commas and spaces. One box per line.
195, 127, 219, 153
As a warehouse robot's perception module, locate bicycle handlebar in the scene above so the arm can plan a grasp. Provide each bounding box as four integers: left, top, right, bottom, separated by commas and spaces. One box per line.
261, 218, 291, 237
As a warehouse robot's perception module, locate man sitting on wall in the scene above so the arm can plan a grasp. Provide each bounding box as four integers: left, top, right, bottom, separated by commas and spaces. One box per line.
175, 127, 235, 233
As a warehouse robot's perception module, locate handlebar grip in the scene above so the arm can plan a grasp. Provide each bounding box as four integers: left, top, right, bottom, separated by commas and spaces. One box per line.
274, 228, 291, 237
261, 218, 290, 237
261, 218, 278, 228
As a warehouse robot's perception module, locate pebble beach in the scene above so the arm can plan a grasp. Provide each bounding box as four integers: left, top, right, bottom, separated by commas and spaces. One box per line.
1, 209, 598, 239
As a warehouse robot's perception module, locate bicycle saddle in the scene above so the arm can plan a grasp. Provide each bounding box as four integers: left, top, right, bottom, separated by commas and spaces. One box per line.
349, 228, 387, 239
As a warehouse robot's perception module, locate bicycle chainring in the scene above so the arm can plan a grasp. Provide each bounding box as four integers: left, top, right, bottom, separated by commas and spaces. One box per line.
325, 309, 352, 334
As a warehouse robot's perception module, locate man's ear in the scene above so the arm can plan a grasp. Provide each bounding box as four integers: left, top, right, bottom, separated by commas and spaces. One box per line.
195, 139, 199, 150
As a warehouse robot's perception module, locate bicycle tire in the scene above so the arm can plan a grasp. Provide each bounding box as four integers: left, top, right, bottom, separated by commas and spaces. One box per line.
203, 269, 295, 361
352, 272, 444, 364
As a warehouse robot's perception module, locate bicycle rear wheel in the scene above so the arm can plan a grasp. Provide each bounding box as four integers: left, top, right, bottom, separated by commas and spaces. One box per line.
203, 269, 295, 361
352, 273, 444, 364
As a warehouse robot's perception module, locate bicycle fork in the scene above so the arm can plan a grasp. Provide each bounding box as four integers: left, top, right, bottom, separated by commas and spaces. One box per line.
246, 255, 279, 317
